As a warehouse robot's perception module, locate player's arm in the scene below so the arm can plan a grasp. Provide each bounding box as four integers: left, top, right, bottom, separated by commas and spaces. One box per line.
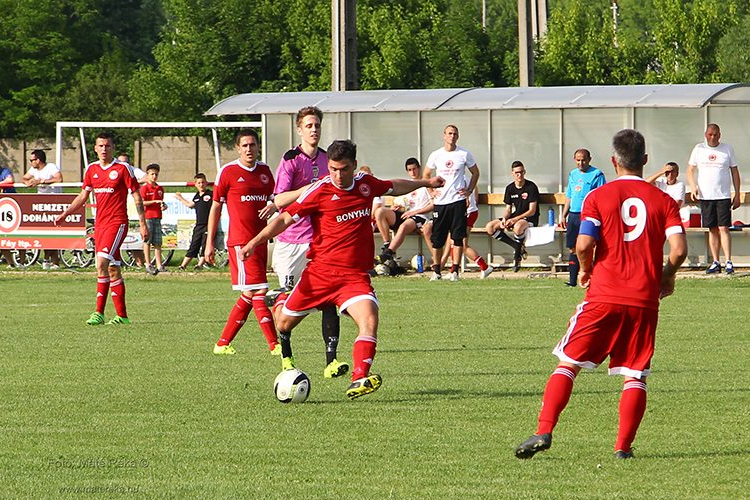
273, 185, 309, 209
22, 171, 37, 186
686, 163, 698, 201
510, 201, 538, 226
730, 166, 741, 210
204, 200, 223, 264
0, 171, 15, 188
644, 169, 665, 185
660, 231, 688, 299
241, 212, 295, 259
389, 176, 444, 196
131, 190, 150, 244
54, 189, 89, 224
575, 233, 596, 288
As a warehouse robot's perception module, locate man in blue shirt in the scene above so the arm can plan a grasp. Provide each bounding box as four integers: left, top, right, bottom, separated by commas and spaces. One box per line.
0, 166, 16, 193
562, 149, 606, 286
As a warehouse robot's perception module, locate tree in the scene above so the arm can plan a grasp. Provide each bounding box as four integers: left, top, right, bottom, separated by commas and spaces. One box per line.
716, 14, 750, 82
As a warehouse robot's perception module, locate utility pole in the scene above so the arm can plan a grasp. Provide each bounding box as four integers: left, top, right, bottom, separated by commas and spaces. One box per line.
518, 0, 548, 87
331, 0, 358, 91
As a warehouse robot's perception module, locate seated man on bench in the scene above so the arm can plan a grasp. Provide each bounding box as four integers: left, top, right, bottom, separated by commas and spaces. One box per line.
376, 158, 434, 268
485, 160, 540, 272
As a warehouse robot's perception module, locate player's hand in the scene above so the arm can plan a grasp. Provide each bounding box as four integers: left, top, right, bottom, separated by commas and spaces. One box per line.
140, 224, 150, 245
259, 203, 277, 220
204, 243, 215, 265
560, 216, 568, 230
161, 202, 167, 211
659, 274, 676, 299
240, 243, 255, 260
579, 270, 592, 289
732, 194, 741, 210
690, 186, 699, 202
429, 176, 445, 189
53, 214, 64, 226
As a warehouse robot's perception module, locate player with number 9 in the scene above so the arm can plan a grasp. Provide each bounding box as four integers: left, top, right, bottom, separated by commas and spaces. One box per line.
515, 129, 687, 460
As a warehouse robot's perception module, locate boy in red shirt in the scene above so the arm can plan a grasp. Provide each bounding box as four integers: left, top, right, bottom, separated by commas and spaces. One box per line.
140, 163, 166, 274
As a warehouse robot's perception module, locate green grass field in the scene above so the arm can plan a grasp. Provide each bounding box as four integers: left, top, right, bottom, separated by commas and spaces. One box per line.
1, 271, 748, 499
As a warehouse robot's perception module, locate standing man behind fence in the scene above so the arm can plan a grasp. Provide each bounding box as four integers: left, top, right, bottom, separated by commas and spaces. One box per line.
562, 149, 606, 287
687, 123, 741, 275
56, 132, 149, 325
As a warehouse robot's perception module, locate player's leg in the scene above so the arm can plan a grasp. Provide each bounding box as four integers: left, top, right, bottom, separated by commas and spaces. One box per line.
88, 253, 111, 325
380, 218, 416, 261
106, 262, 130, 325
717, 199, 733, 273
430, 207, 450, 279
154, 245, 164, 271
275, 311, 306, 370
342, 298, 382, 400
511, 220, 529, 272
214, 291, 253, 355
374, 208, 397, 247
88, 223, 127, 325
614, 377, 647, 459
321, 305, 348, 378
448, 202, 467, 280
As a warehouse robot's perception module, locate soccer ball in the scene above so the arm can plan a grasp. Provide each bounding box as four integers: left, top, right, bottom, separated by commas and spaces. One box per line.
273, 369, 310, 403
374, 263, 390, 276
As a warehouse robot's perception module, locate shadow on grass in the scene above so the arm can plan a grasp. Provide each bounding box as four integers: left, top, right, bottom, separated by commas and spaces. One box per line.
644, 449, 750, 459
385, 345, 548, 354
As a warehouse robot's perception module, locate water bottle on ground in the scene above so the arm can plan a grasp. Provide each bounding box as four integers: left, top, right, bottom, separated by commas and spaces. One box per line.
548, 207, 555, 227
416, 253, 424, 273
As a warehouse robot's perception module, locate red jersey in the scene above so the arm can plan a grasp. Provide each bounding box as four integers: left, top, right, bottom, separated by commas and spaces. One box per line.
83, 160, 140, 227
140, 182, 164, 219
286, 173, 393, 272
581, 175, 684, 309
213, 160, 275, 247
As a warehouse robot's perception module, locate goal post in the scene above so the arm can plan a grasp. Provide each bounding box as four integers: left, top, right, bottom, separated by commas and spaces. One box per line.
54, 120, 264, 176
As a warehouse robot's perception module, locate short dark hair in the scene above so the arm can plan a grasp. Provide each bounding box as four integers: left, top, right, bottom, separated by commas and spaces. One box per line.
574, 148, 591, 159
235, 129, 260, 146
327, 140, 357, 163
96, 132, 114, 143
118, 153, 130, 162
511, 160, 524, 170
405, 157, 420, 169
194, 172, 207, 181
665, 161, 679, 172
145, 163, 160, 173
296, 106, 323, 127
612, 129, 646, 170
31, 149, 46, 163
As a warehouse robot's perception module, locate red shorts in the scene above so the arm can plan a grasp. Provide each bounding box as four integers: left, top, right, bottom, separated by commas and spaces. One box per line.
94, 223, 128, 266
552, 301, 658, 379
228, 244, 269, 291
283, 264, 378, 316
467, 210, 479, 229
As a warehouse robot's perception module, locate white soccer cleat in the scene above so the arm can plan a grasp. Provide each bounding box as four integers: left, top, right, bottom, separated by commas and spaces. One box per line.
448, 271, 459, 282
480, 265, 494, 279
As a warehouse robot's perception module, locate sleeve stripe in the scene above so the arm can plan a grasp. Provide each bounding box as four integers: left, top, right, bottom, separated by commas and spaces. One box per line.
665, 225, 684, 237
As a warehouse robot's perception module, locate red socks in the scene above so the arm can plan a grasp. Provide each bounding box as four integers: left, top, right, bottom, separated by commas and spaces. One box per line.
217, 294, 253, 346
96, 276, 110, 314
109, 278, 127, 318
537, 365, 577, 435
351, 336, 377, 380
474, 255, 488, 271
252, 293, 278, 350
615, 379, 647, 452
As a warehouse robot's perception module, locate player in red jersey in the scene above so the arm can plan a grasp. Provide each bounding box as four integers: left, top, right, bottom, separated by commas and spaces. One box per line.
242, 140, 444, 400
56, 132, 149, 325
204, 129, 280, 356
515, 129, 687, 459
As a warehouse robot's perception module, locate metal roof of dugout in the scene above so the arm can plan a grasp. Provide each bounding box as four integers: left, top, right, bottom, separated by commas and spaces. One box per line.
205, 83, 750, 115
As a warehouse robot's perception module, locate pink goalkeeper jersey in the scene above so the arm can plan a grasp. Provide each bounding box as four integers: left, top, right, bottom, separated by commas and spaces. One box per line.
274, 146, 327, 244
285, 173, 393, 272
213, 159, 275, 247
581, 176, 684, 310
83, 160, 140, 227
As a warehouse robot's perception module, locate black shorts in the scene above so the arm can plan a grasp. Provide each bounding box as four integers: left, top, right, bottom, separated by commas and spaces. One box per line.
392, 212, 427, 233
700, 199, 731, 228
186, 224, 208, 258
431, 200, 468, 248
565, 212, 581, 249
390, 210, 406, 232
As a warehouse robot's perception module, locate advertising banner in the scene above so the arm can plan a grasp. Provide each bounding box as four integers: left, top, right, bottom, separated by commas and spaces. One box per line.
0, 194, 86, 250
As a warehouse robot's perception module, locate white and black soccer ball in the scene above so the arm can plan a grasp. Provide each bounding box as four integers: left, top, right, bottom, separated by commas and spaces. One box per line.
273, 368, 310, 403
374, 263, 390, 276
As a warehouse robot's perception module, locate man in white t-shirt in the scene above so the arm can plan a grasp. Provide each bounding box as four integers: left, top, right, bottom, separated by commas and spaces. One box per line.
686, 123, 741, 275
423, 125, 480, 282
23, 149, 63, 268
23, 149, 62, 194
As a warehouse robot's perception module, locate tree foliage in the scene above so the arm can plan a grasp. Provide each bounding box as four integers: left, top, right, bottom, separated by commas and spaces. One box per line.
1, 0, 748, 140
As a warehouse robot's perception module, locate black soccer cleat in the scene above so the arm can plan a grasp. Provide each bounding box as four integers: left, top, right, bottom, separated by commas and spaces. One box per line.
515, 433, 552, 459
614, 449, 634, 459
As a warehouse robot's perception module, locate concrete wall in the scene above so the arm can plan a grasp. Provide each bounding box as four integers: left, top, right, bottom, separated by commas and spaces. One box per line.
0, 136, 236, 183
